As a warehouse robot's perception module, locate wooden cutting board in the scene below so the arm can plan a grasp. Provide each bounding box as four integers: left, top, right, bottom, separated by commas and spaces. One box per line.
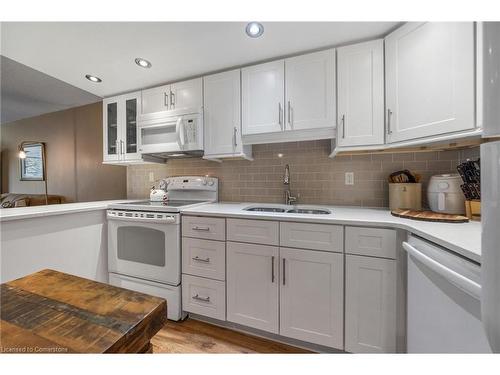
391, 209, 469, 223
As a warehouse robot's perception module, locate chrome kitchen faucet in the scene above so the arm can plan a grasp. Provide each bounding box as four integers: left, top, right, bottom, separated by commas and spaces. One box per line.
283, 164, 297, 205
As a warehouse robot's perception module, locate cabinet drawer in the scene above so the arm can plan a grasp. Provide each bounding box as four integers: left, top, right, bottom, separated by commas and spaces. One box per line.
182, 216, 225, 241
227, 218, 279, 246
182, 238, 225, 281
182, 274, 226, 320
345, 227, 396, 259
280, 222, 343, 252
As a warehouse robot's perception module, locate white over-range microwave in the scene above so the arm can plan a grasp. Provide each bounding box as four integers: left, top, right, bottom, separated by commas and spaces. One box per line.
137, 107, 204, 158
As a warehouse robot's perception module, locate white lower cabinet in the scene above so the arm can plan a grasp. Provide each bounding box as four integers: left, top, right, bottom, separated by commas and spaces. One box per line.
345, 254, 397, 353
279, 247, 344, 349
184, 216, 400, 352
182, 274, 226, 320
226, 241, 279, 333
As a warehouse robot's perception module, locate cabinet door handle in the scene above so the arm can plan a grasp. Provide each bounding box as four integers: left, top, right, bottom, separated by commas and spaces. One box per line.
387, 109, 393, 135
278, 103, 283, 130
271, 256, 275, 283
282, 258, 286, 285
120, 140, 125, 155
164, 92, 169, 108
341, 114, 346, 139
233, 127, 238, 148
115, 140, 120, 155
192, 256, 210, 263
170, 90, 175, 107
192, 226, 210, 231
192, 294, 210, 302
287, 101, 292, 128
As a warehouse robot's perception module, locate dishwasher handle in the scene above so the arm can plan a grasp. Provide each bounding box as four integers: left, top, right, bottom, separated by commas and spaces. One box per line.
402, 241, 481, 300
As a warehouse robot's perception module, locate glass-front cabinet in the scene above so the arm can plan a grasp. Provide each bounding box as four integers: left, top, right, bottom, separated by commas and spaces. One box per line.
103, 91, 142, 164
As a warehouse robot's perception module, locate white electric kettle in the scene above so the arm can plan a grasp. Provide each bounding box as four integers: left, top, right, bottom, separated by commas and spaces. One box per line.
427, 174, 465, 214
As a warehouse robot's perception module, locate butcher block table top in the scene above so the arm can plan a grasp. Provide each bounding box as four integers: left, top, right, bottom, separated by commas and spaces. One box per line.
0, 269, 167, 353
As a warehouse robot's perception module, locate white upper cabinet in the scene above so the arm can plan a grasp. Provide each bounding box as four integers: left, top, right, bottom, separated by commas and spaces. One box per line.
226, 242, 279, 334
242, 60, 285, 135
204, 70, 242, 156
385, 22, 476, 143
285, 49, 336, 131
140, 78, 202, 115
103, 97, 120, 162
141, 84, 170, 115
103, 91, 141, 164
280, 247, 344, 349
170, 78, 203, 111
337, 40, 385, 147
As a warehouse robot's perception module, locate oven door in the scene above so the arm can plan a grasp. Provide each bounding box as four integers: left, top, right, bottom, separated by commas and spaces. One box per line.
107, 211, 180, 285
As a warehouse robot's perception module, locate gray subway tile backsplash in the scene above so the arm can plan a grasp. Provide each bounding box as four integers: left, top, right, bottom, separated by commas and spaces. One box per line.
127, 140, 479, 208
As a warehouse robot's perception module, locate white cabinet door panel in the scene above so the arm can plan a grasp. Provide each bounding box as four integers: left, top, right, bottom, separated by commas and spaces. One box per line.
242, 60, 285, 135
227, 242, 279, 333
182, 216, 226, 241
337, 40, 384, 147
227, 218, 279, 246
385, 22, 475, 142
280, 247, 344, 349
280, 222, 343, 252
285, 49, 336, 131
182, 238, 226, 281
204, 70, 242, 156
182, 274, 226, 320
141, 84, 170, 115
345, 254, 397, 353
170, 78, 203, 111
345, 226, 397, 259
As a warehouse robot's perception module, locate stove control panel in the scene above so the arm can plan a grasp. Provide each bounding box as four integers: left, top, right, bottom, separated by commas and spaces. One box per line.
165, 176, 218, 192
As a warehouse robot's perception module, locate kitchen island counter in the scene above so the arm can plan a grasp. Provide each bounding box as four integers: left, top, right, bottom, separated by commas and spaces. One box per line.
0, 200, 140, 222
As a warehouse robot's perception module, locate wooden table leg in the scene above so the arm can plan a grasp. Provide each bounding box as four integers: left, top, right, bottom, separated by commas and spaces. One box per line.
139, 342, 153, 354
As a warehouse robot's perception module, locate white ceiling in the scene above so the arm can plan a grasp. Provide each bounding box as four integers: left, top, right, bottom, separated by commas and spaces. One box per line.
1, 22, 399, 98
1, 56, 101, 124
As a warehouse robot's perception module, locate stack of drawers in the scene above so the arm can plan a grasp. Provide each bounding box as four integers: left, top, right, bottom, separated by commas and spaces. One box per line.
181, 216, 226, 320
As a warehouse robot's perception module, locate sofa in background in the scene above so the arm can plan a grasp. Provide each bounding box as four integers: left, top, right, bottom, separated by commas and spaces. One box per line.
0, 193, 65, 208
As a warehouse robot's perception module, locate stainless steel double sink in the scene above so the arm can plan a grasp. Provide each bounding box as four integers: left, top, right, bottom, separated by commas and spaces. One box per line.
244, 205, 331, 215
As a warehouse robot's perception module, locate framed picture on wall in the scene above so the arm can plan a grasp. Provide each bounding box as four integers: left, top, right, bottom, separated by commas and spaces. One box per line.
20, 142, 46, 181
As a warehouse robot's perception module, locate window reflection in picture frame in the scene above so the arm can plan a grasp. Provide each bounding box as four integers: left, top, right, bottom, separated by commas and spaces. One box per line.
20, 142, 46, 181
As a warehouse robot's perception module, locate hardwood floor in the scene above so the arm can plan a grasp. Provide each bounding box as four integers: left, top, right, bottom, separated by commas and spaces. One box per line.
151, 318, 312, 354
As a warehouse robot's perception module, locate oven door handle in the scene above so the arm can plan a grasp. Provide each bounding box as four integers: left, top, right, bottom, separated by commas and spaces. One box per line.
107, 215, 177, 224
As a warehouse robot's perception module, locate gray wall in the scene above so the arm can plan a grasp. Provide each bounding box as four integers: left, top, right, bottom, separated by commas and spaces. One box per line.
1, 102, 127, 202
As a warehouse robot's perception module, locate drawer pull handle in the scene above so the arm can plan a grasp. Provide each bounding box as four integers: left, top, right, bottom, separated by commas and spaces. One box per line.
192, 226, 210, 231
192, 256, 211, 263
192, 294, 210, 302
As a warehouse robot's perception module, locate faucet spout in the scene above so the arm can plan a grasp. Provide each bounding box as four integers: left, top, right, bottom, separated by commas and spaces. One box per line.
284, 164, 290, 185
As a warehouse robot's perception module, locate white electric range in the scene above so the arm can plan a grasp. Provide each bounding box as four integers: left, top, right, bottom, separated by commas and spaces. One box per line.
107, 176, 218, 320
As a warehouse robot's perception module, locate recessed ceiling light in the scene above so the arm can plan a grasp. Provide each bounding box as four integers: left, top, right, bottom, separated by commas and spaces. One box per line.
245, 22, 264, 38
135, 58, 152, 68
85, 74, 102, 83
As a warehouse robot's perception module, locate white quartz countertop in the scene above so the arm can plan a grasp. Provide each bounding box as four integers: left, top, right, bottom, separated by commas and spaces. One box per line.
181, 202, 482, 263
0, 200, 139, 222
